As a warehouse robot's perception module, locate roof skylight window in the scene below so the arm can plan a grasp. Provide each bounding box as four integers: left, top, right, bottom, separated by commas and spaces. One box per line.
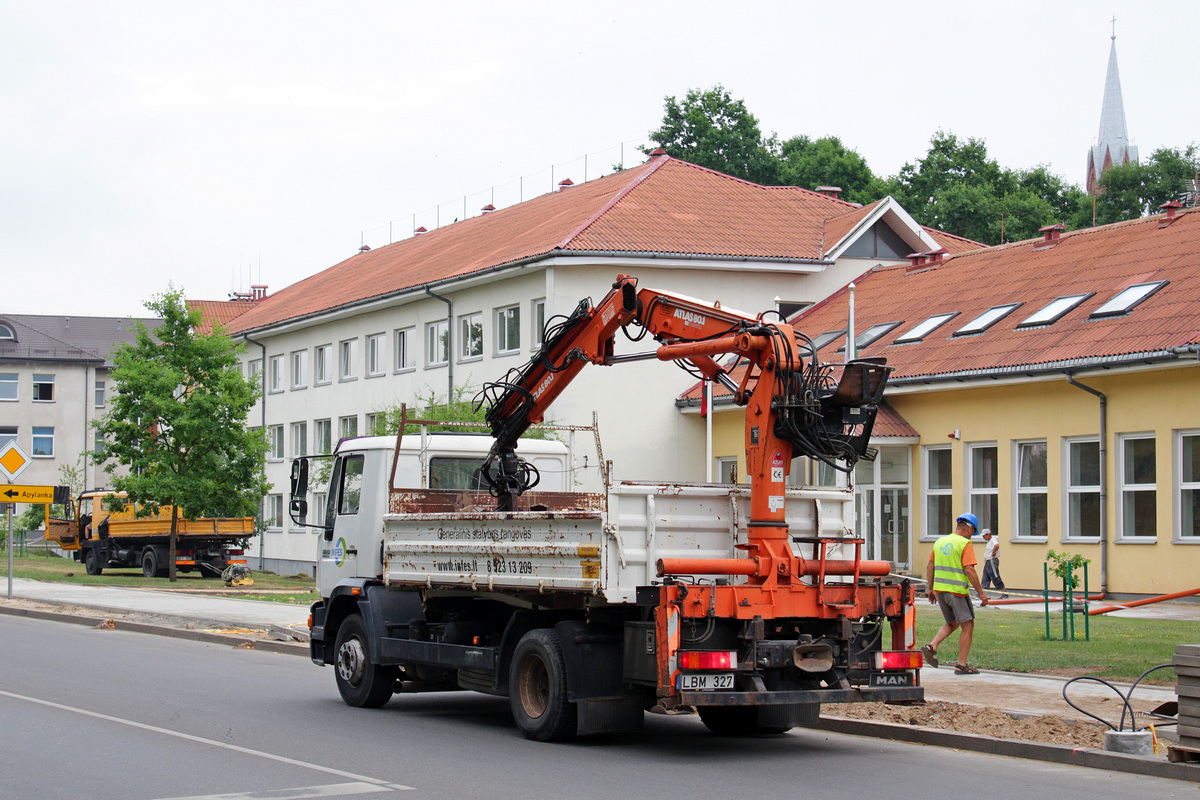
1017, 294, 1092, 328
838, 322, 902, 352
893, 313, 957, 344
807, 330, 846, 352
954, 303, 1022, 336
1090, 281, 1167, 318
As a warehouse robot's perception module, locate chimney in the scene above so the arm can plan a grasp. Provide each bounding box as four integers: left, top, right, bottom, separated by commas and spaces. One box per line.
1039, 223, 1066, 243
250, 285, 267, 302
906, 252, 927, 268
359, 244, 371, 253
481, 204, 496, 213
815, 186, 842, 200
1160, 200, 1182, 221
415, 227, 428, 235
649, 147, 667, 158
926, 247, 948, 264
558, 179, 574, 191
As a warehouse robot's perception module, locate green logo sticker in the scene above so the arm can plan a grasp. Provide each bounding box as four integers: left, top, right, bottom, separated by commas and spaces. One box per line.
333, 537, 348, 567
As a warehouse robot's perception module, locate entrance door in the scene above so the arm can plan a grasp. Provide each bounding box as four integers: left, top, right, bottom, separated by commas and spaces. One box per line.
880, 487, 910, 567
854, 445, 912, 571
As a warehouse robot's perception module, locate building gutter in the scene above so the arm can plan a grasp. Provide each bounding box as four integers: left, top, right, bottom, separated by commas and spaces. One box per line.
889, 349, 1186, 388
241, 333, 268, 571
1065, 375, 1108, 594
424, 287, 453, 403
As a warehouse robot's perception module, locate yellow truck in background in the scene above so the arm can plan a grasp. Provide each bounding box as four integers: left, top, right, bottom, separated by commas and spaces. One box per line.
47, 491, 255, 578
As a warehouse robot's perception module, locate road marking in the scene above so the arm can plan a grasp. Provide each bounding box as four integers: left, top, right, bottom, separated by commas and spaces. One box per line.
153, 782, 394, 799
0, 689, 413, 792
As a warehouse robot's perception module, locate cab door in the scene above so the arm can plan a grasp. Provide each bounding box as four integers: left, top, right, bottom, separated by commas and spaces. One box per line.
317, 453, 365, 597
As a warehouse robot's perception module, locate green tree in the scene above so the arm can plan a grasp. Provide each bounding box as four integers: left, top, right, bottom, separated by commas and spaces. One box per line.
647, 85, 780, 184
1082, 145, 1200, 227
93, 289, 269, 581
16, 455, 86, 533
777, 135, 877, 202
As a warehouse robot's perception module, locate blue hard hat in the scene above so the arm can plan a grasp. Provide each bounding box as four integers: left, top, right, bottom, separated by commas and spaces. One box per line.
956, 512, 979, 532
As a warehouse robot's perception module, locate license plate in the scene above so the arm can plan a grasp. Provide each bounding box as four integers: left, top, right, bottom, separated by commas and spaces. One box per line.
869, 671, 916, 688
679, 673, 735, 691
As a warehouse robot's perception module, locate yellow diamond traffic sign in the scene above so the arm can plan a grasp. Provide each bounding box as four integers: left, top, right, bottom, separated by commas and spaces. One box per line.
0, 442, 30, 481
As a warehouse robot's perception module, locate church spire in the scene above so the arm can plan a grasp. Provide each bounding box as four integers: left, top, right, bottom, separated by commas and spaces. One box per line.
1087, 23, 1139, 195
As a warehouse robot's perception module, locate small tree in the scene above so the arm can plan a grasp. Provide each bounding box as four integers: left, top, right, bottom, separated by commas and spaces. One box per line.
93, 289, 269, 580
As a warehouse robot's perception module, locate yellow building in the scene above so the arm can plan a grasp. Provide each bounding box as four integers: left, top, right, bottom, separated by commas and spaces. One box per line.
683, 205, 1200, 598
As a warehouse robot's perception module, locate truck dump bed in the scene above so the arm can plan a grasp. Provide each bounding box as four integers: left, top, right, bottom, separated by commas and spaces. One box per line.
47, 492, 254, 550
383, 482, 858, 604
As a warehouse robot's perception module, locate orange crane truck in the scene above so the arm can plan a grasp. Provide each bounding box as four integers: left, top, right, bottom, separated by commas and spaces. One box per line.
294, 275, 923, 741
47, 491, 254, 578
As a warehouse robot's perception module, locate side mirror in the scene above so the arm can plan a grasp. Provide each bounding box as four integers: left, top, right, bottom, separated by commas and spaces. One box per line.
289, 458, 309, 497
290, 498, 308, 519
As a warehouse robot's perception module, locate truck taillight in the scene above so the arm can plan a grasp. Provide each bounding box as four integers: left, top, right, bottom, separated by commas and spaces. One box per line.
875, 650, 922, 670
678, 651, 737, 670
228, 548, 244, 556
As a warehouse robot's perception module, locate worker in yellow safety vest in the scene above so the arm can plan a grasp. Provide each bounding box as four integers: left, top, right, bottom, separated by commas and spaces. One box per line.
920, 513, 988, 675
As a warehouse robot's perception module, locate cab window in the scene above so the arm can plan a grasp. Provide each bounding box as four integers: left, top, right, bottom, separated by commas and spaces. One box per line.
429, 457, 486, 490
338, 455, 364, 515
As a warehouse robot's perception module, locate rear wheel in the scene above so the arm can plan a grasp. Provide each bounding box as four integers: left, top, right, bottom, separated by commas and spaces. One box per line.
142, 549, 160, 578
84, 549, 102, 576
509, 628, 576, 742
334, 615, 398, 708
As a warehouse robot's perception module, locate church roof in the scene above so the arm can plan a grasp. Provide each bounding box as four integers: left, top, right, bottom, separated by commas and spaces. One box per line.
1087, 35, 1139, 192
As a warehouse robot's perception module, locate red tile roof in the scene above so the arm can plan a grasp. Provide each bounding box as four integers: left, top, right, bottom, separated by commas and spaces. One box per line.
793, 207, 1200, 383
188, 299, 259, 335
228, 155, 973, 334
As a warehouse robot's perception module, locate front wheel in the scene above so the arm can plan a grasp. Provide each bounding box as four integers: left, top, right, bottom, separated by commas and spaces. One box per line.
509, 628, 576, 742
334, 615, 398, 708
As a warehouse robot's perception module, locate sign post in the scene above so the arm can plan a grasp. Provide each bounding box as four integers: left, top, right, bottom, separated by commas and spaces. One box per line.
1, 441, 32, 599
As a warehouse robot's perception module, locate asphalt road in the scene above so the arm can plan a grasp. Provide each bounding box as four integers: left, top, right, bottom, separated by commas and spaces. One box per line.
1, 614, 1189, 800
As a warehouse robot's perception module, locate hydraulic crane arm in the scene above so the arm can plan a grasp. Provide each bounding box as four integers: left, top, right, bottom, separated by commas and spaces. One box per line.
475, 275, 890, 513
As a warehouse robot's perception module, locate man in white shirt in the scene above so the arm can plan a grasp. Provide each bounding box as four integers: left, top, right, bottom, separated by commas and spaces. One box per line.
980, 529, 1008, 599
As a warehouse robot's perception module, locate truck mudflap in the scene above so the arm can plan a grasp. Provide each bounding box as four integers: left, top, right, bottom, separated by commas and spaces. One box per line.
680, 685, 923, 707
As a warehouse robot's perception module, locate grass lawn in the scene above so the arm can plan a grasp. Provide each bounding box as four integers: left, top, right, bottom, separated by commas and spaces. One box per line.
1, 547, 318, 605
915, 603, 1197, 684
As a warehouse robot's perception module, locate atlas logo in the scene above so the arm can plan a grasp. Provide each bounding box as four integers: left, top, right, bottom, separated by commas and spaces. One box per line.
673, 308, 706, 328
532, 375, 554, 401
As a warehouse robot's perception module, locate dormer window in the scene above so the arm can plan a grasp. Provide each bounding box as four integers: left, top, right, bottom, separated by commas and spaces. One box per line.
1017, 294, 1093, 328
0, 322, 14, 341
1090, 281, 1167, 318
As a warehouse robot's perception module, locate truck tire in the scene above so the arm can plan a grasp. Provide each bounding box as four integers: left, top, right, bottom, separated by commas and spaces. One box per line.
142, 549, 161, 578
84, 549, 103, 576
334, 615, 398, 708
698, 704, 812, 736
509, 628, 577, 742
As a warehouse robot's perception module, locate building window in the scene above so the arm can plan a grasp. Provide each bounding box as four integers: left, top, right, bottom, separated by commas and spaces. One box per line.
339, 340, 357, 380
339, 415, 358, 440
93, 431, 105, 458
496, 305, 520, 354
895, 314, 957, 345
395, 328, 415, 372
0, 322, 14, 341
291, 350, 307, 389
1180, 431, 1200, 540
248, 359, 262, 382
266, 494, 283, 529
968, 443, 998, 535
365, 412, 381, 436
269, 425, 284, 460
33, 373, 54, 402
1015, 441, 1048, 539
1065, 438, 1101, 540
0, 373, 16, 401
269, 356, 283, 393
923, 445, 953, 539
1119, 434, 1157, 539
0, 426, 16, 449
366, 333, 384, 377
531, 299, 546, 350
314, 419, 332, 454
313, 492, 327, 528
291, 421, 307, 457
95, 380, 106, 408
314, 345, 331, 385
459, 313, 483, 361
32, 426, 54, 457
427, 320, 449, 366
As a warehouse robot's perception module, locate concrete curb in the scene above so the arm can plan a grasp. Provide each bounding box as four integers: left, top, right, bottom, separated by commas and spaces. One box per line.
814, 716, 1200, 782
0, 603, 309, 658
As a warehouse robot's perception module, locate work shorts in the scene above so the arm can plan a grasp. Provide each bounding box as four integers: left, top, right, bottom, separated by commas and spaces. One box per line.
936, 592, 975, 625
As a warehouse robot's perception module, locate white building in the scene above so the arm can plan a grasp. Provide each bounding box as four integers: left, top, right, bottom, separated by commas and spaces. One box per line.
222, 154, 978, 574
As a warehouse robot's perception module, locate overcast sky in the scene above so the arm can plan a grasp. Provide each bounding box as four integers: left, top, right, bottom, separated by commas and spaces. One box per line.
4, 0, 1198, 319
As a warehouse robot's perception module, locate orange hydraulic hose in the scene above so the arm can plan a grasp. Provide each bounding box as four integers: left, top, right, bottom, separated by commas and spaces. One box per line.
988, 593, 1106, 606
1088, 587, 1200, 615
657, 557, 891, 578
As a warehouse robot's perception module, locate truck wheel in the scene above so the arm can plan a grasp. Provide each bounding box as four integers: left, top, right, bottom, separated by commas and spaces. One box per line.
84, 549, 103, 576
509, 628, 577, 742
334, 615, 397, 708
698, 706, 793, 736
142, 549, 160, 578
